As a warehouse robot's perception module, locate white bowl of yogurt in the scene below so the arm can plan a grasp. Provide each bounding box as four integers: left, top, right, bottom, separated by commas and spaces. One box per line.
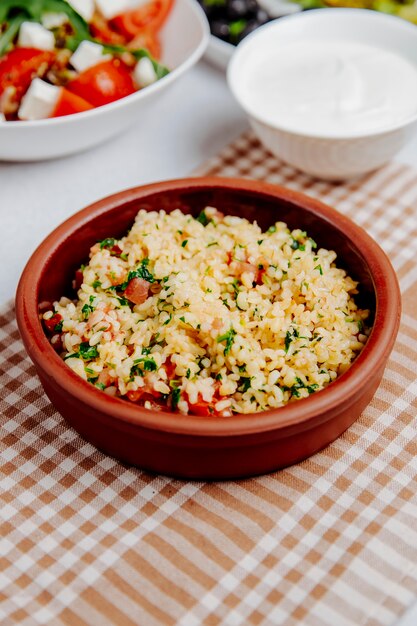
227, 9, 417, 180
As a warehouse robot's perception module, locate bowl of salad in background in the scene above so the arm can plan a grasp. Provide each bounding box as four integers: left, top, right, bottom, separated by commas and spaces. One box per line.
0, 0, 209, 160
199, 0, 417, 69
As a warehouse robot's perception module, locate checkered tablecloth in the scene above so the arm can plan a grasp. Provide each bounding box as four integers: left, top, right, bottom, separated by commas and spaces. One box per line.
1, 133, 417, 626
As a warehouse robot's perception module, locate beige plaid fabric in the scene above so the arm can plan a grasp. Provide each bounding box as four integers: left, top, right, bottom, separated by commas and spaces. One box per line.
1, 132, 417, 626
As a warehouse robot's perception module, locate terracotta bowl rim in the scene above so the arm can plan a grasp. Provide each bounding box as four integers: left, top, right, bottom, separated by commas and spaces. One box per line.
15, 176, 401, 439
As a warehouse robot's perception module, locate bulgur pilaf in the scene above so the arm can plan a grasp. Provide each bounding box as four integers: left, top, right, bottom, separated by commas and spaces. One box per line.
42, 207, 370, 416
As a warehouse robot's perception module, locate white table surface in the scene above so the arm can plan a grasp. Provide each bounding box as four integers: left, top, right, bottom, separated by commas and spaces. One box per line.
1, 57, 417, 625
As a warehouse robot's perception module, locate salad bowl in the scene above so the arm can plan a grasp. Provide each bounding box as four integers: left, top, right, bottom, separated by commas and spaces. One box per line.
0, 0, 209, 161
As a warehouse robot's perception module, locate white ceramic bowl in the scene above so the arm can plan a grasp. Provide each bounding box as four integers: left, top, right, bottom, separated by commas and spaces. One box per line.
0, 0, 209, 161
228, 9, 417, 180
205, 35, 234, 71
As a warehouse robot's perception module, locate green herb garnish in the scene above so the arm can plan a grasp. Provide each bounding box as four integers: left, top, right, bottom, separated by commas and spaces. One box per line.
99, 237, 116, 250
131, 357, 157, 376
196, 210, 210, 226
217, 328, 236, 356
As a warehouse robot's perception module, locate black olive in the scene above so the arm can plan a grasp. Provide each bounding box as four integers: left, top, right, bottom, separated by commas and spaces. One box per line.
210, 19, 231, 40
227, 0, 249, 20
256, 9, 270, 24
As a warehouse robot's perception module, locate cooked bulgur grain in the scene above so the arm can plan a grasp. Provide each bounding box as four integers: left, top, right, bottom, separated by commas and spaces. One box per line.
42, 207, 370, 416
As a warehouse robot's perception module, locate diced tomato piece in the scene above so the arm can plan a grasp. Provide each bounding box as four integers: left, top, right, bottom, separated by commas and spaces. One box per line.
163, 356, 176, 379
111, 0, 174, 39
188, 401, 214, 417
256, 267, 267, 285
235, 261, 258, 277
124, 277, 150, 305
127, 387, 162, 403
188, 399, 225, 417
97, 369, 112, 388
44, 313, 62, 333
110, 244, 123, 256
0, 48, 55, 104
51, 88, 94, 117
66, 59, 136, 107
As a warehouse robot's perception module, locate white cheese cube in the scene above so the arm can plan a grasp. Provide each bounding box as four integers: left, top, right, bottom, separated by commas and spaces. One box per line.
134, 57, 157, 88
65, 0, 95, 22
95, 0, 131, 20
41, 13, 69, 29
18, 79, 60, 121
18, 22, 56, 51
70, 41, 111, 73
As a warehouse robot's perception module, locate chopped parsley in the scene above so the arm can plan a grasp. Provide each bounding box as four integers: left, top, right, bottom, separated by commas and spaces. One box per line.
115, 258, 155, 290
284, 328, 299, 352
79, 342, 99, 360
99, 238, 116, 250
314, 265, 323, 275
181, 240, 188, 248
65, 342, 99, 361
267, 225, 277, 234
291, 239, 305, 251
92, 279, 102, 289
239, 377, 252, 392
82, 303, 94, 320
131, 357, 157, 376
282, 377, 319, 398
171, 385, 181, 410
217, 328, 236, 356
196, 210, 210, 226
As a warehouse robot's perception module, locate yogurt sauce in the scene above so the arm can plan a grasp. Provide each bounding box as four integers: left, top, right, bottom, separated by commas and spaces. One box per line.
240, 40, 417, 136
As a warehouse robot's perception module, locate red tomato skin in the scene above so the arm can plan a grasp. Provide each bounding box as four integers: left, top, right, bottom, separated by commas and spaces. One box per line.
0, 48, 55, 100
111, 0, 174, 39
124, 277, 151, 305
67, 59, 136, 107
43, 313, 62, 333
51, 89, 94, 118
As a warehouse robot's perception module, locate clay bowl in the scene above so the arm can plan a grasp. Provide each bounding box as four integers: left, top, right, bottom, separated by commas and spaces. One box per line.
15, 177, 401, 479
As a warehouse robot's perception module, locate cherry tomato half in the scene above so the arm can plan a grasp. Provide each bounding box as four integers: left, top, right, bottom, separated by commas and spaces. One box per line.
66, 59, 136, 107
111, 0, 174, 39
51, 88, 94, 118
0, 48, 55, 102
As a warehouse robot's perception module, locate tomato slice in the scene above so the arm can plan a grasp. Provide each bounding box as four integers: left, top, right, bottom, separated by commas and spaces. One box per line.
0, 48, 55, 102
111, 0, 174, 39
66, 59, 136, 107
51, 88, 94, 118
